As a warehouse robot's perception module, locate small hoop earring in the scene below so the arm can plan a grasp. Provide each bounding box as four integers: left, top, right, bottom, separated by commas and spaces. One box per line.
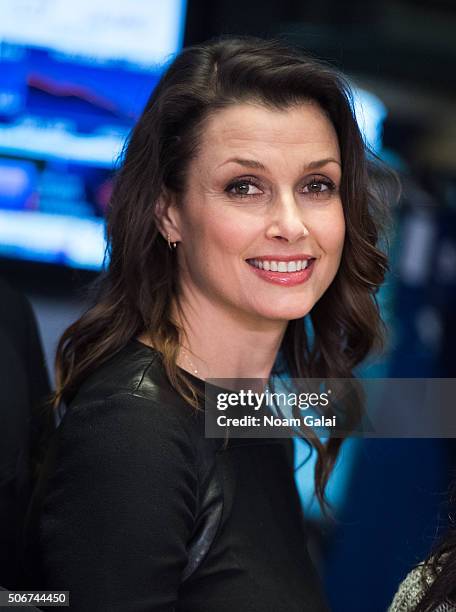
167, 232, 178, 250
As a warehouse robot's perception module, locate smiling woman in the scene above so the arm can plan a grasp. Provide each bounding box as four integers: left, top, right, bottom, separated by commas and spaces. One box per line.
22, 36, 391, 611
161, 103, 345, 320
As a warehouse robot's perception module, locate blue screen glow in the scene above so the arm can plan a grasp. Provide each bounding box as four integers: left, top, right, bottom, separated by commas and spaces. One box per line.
0, 0, 187, 269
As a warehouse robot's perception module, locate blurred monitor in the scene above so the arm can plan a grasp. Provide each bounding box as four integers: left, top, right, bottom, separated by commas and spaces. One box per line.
0, 0, 187, 269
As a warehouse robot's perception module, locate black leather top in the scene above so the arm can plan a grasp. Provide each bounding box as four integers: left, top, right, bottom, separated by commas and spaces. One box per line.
22, 339, 329, 611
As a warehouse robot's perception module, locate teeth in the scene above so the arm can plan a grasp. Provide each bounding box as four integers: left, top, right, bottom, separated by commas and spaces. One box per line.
248, 258, 313, 272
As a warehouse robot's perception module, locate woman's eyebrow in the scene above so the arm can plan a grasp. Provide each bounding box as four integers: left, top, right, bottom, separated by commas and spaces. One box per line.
217, 157, 266, 170
217, 157, 341, 171
306, 157, 341, 170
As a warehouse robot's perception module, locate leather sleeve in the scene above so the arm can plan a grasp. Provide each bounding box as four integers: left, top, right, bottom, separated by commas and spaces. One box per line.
29, 393, 198, 611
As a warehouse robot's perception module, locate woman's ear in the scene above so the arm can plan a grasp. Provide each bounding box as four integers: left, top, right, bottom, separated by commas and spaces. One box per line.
154, 189, 182, 243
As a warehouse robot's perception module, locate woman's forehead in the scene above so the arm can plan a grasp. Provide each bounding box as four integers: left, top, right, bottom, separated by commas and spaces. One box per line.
196, 103, 341, 170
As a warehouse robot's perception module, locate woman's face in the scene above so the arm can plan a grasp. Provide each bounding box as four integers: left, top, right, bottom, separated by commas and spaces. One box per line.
167, 102, 345, 324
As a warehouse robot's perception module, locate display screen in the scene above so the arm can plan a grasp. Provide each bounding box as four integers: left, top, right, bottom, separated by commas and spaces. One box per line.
0, 0, 187, 269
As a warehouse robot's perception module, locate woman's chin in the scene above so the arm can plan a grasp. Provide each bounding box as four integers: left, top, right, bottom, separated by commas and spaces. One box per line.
251, 305, 313, 323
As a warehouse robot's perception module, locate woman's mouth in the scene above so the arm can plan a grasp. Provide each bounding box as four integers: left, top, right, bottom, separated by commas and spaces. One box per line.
245, 257, 316, 286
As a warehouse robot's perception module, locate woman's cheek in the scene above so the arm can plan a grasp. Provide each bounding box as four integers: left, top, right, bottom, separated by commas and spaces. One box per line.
326, 206, 345, 255
209, 217, 254, 255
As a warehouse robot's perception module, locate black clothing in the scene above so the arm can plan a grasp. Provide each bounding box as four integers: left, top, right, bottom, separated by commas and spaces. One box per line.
0, 278, 51, 589
23, 339, 328, 611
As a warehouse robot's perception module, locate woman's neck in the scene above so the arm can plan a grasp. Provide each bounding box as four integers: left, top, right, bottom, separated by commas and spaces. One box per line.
169, 295, 288, 381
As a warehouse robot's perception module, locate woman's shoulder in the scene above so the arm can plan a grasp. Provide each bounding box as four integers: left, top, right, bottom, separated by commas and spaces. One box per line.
59, 339, 204, 447
70, 339, 174, 406
34, 341, 209, 498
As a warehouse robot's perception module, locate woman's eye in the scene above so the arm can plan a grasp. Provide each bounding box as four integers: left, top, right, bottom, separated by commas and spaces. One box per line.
302, 178, 335, 197
306, 182, 328, 193
226, 180, 263, 197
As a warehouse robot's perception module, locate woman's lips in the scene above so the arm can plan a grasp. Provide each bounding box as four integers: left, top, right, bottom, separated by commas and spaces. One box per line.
246, 259, 316, 286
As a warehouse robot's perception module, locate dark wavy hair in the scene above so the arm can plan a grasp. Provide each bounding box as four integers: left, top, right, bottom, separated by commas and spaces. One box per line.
53, 35, 392, 510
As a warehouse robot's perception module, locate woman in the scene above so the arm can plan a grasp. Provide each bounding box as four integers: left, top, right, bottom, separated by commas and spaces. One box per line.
22, 36, 389, 611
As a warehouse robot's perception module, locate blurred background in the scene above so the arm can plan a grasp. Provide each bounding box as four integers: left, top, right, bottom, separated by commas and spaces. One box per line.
0, 0, 455, 610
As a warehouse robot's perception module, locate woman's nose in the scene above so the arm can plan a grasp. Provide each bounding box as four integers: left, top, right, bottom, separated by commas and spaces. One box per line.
265, 191, 310, 243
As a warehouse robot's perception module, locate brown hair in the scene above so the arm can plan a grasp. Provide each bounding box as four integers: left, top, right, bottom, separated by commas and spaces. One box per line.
54, 36, 392, 510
